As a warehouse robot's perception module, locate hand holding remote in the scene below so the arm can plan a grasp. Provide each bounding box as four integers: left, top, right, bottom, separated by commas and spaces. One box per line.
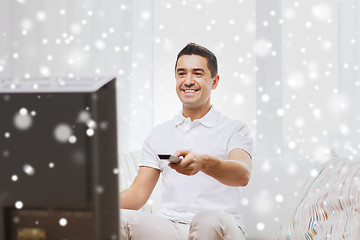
158, 154, 182, 164
168, 150, 205, 176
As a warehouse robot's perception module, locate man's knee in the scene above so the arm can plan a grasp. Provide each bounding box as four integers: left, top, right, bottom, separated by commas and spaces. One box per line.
191, 211, 225, 229
120, 209, 184, 240
189, 211, 246, 240
189, 211, 226, 239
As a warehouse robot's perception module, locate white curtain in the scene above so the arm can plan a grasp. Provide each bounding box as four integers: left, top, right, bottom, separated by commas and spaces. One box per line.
1, 0, 359, 158
0, 0, 154, 153
336, 0, 360, 159
255, 0, 359, 160
280, 0, 340, 160
153, 0, 360, 162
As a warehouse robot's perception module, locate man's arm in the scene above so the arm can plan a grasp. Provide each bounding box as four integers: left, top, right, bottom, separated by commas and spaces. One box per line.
120, 166, 160, 210
170, 148, 252, 187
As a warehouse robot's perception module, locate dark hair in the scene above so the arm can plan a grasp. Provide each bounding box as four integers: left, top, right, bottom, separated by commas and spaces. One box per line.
175, 43, 218, 78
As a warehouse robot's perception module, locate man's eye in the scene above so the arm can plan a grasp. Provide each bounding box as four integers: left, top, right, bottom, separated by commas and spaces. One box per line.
195, 72, 202, 76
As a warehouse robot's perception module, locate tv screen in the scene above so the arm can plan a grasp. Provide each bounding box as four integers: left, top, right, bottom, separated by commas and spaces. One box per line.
0, 77, 119, 240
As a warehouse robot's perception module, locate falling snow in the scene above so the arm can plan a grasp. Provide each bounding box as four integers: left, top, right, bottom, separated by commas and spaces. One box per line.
59, 218, 68, 227
15, 201, 24, 209
54, 123, 73, 143
14, 108, 33, 130
23, 164, 35, 176
11, 175, 18, 182
1, 0, 359, 239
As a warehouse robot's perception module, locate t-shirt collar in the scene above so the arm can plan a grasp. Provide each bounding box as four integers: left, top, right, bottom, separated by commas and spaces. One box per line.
173, 105, 220, 128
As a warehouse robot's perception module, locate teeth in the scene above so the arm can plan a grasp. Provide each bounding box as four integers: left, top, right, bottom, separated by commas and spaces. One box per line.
184, 90, 196, 92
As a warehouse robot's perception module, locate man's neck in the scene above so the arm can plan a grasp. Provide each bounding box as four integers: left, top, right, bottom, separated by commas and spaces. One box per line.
182, 104, 212, 122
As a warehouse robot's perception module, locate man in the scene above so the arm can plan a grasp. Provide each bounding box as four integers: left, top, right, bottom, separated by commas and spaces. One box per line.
120, 43, 253, 240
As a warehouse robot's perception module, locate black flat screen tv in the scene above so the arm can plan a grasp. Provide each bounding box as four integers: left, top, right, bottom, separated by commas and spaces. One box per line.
0, 77, 119, 240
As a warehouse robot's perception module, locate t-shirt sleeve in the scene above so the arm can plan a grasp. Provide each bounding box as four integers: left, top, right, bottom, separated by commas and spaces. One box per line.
139, 128, 161, 170
227, 122, 254, 158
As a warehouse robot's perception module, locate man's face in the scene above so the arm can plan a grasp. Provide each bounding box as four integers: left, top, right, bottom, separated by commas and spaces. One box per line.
175, 54, 219, 110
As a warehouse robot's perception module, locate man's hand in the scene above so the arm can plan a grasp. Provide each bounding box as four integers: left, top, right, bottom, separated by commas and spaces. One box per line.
168, 148, 252, 186
168, 150, 205, 176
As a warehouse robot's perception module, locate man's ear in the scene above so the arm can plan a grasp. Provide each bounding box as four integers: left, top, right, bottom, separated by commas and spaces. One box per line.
211, 75, 220, 90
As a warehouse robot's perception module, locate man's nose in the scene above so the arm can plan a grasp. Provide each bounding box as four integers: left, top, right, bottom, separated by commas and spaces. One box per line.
184, 74, 195, 86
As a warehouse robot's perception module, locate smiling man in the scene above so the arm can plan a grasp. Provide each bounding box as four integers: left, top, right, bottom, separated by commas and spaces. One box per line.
120, 43, 253, 240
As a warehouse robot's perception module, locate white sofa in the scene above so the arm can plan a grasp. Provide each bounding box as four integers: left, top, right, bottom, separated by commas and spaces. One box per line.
119, 152, 360, 240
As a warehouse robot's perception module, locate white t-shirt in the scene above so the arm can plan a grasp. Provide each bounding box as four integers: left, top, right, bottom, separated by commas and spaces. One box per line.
140, 106, 253, 228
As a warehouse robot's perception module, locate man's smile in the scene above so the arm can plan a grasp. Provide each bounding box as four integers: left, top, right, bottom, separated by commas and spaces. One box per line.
183, 89, 199, 93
